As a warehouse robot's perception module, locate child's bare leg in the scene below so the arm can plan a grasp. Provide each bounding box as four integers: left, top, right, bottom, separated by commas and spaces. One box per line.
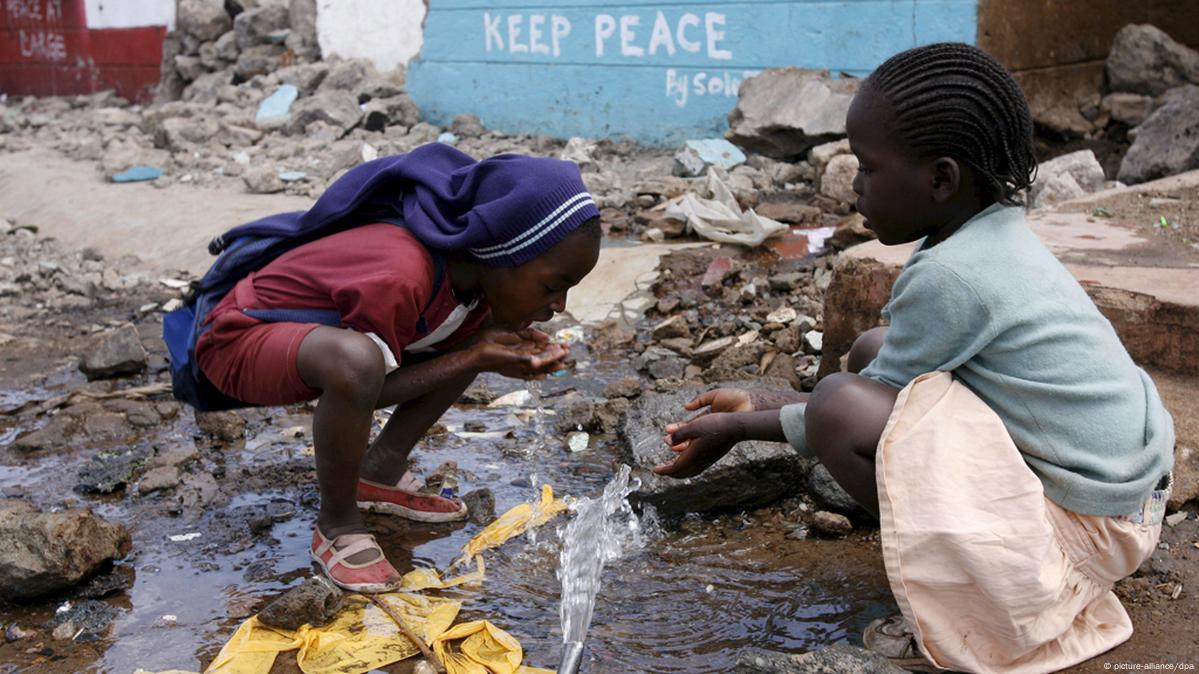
847, 326, 888, 374
805, 371, 898, 516
296, 327, 386, 539
359, 372, 476, 485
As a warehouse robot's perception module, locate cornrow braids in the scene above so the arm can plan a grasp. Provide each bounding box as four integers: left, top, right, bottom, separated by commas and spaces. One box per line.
865, 42, 1038, 206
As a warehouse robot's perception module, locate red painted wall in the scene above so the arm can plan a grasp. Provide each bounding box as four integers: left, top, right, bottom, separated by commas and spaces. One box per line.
0, 0, 165, 103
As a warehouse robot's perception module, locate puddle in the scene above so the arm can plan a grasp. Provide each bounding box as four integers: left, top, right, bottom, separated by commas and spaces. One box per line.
0, 360, 892, 674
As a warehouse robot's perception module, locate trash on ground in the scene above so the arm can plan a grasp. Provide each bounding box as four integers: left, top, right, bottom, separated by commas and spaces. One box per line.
111, 166, 163, 183
663, 169, 788, 247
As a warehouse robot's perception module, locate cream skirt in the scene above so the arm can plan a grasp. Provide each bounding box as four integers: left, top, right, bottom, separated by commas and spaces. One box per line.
876, 372, 1167, 673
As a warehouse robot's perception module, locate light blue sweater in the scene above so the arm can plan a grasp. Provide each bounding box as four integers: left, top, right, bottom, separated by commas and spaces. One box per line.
782, 203, 1174, 516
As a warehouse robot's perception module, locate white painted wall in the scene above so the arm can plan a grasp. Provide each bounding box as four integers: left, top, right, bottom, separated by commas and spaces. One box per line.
84, 0, 175, 30
315, 0, 425, 72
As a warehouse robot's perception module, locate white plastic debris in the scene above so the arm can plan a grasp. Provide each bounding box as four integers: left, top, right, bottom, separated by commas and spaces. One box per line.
567, 431, 589, 453
663, 168, 787, 247
168, 532, 202, 542
554, 327, 584, 344
159, 278, 190, 289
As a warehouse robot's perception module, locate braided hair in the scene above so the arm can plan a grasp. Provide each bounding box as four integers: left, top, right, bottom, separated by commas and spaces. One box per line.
865, 42, 1038, 206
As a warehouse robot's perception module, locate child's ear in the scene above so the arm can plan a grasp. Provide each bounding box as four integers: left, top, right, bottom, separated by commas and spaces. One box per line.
929, 157, 962, 203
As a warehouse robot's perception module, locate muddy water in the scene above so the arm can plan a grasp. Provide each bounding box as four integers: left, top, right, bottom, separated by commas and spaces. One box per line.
0, 361, 893, 674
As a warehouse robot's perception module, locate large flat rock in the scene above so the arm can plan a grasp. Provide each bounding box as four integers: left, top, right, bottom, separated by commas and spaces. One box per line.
621, 384, 813, 516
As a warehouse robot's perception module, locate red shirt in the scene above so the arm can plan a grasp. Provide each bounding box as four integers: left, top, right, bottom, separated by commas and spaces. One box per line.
212, 223, 490, 364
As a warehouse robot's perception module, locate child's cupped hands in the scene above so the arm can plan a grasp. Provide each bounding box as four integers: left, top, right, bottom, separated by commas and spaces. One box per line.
654, 412, 744, 478
470, 327, 570, 379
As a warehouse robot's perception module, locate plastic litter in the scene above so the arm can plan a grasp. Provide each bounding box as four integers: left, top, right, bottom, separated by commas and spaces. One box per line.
278, 171, 308, 183
256, 85, 298, 127
663, 169, 787, 247
111, 165, 163, 183
197, 486, 567, 674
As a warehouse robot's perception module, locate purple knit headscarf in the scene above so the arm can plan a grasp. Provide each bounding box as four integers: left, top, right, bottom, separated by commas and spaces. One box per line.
291, 143, 599, 267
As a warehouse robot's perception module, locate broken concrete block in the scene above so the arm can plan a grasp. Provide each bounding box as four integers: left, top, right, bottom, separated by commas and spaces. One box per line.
673, 139, 747, 177
1030, 149, 1106, 208
819, 154, 859, 204
726, 68, 860, 160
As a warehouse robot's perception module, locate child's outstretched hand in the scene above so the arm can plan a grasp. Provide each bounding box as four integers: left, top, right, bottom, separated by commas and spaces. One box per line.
470, 328, 569, 379
653, 413, 743, 478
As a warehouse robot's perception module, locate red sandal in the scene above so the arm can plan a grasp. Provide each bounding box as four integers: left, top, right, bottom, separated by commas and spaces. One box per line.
357, 474, 468, 523
310, 528, 401, 593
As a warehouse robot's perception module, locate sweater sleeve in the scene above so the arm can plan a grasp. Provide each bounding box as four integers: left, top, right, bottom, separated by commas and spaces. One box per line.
859, 260, 992, 389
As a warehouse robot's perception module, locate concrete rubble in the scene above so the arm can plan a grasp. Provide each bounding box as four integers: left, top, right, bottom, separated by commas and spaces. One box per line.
0, 501, 131, 601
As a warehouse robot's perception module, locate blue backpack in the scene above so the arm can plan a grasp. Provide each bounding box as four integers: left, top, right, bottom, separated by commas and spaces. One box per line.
162, 213, 443, 411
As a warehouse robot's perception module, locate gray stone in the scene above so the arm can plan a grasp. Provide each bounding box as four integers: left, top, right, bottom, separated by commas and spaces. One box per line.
258, 577, 343, 630
233, 44, 285, 81
275, 61, 329, 95
49, 599, 119, 641
651, 315, 691, 340
1106, 24, 1199, 97
362, 95, 421, 131
215, 30, 240, 62
76, 446, 154, 494
808, 463, 861, 515
178, 0, 232, 42
182, 70, 233, 103
159, 115, 220, 151
173, 54, 207, 82
10, 414, 77, 453
0, 501, 131, 601
234, 5, 290, 49
79, 324, 147, 380
811, 510, 853, 538
287, 0, 318, 51
622, 386, 813, 515
1029, 149, 1106, 208
451, 113, 485, 137
820, 154, 859, 204
1102, 93, 1156, 127
809, 138, 851, 175
284, 90, 363, 136
726, 68, 860, 160
242, 165, 284, 194
603, 376, 644, 400
463, 488, 496, 525
138, 466, 181, 493
1118, 85, 1199, 185
734, 645, 907, 674
318, 58, 372, 94
195, 410, 246, 443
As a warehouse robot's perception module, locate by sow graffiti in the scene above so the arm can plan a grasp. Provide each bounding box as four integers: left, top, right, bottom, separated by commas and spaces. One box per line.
0, 0, 167, 102
408, 0, 978, 144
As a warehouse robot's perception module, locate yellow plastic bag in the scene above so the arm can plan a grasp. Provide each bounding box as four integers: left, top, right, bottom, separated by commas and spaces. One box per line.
433, 620, 555, 674
454, 484, 566, 568
204, 593, 460, 674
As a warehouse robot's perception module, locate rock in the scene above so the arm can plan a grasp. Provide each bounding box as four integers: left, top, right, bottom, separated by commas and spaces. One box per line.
819, 154, 859, 204
808, 138, 851, 175
590, 319, 636, 350
828, 213, 875, 251
195, 410, 246, 443
257, 577, 343, 630
706, 341, 767, 381
622, 386, 813, 515
0, 501, 131, 601
138, 466, 181, 493
76, 446, 153, 494
651, 315, 691, 340
1029, 150, 1106, 208
556, 395, 630, 435
320, 58, 372, 92
11, 415, 77, 453
173, 54, 207, 82
734, 644, 907, 674
1106, 25, 1199, 97
808, 463, 861, 515
811, 510, 853, 538
234, 5, 290, 49
284, 90, 363, 136
772, 326, 801, 354
1118, 85, 1199, 185
362, 94, 421, 131
242, 165, 284, 194
256, 84, 298, 128
639, 347, 688, 380
768, 272, 804, 292
79, 324, 147, 380
1169, 444, 1197, 511
215, 29, 239, 61
178, 0, 233, 42
673, 139, 746, 177
276, 61, 330, 95
233, 44, 285, 81
217, 121, 264, 147
451, 113, 485, 137
1102, 93, 1156, 127
287, 0, 318, 55
50, 599, 119, 641
691, 336, 736, 366
726, 68, 860, 160
463, 488, 496, 525
701, 256, 737, 289
603, 376, 644, 399
755, 196, 821, 225
160, 115, 220, 151
183, 70, 233, 103
803, 330, 823, 355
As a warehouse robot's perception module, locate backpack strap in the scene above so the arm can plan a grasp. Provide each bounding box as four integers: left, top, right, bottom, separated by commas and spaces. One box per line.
241, 308, 342, 326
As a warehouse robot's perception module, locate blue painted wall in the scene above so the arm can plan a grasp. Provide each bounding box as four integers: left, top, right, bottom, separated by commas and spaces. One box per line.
407, 1, 979, 145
